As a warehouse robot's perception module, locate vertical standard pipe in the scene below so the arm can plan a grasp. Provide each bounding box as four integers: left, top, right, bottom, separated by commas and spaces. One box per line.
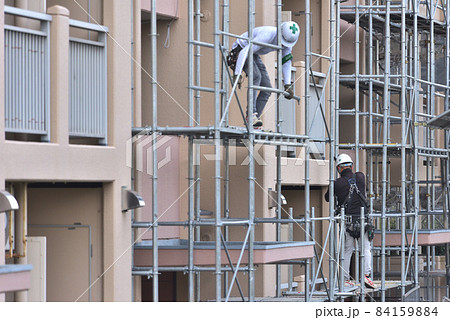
275, 0, 283, 298
367, 3, 375, 280
425, 11, 434, 302
429, 3, 437, 302
329, 0, 337, 301
355, 1, 360, 170
360, 207, 365, 301
188, 137, 195, 302
150, 0, 159, 302
400, 0, 407, 301
213, 0, 222, 302
187, 0, 195, 302
339, 208, 345, 297
380, 0, 392, 302
194, 0, 202, 301
222, 0, 230, 125
413, 0, 420, 298
288, 208, 294, 292
311, 206, 316, 284
220, 0, 230, 298
247, 0, 256, 302
304, 0, 312, 302
445, 0, 450, 299
224, 139, 230, 297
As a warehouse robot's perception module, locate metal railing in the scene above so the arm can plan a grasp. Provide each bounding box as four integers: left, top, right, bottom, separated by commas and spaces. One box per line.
4, 6, 51, 140
69, 20, 108, 143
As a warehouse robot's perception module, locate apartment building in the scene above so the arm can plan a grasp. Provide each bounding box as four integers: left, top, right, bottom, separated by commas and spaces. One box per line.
1, 0, 449, 303
1, 0, 134, 301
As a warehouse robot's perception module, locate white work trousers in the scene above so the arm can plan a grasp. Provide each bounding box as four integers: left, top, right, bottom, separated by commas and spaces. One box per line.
343, 231, 372, 280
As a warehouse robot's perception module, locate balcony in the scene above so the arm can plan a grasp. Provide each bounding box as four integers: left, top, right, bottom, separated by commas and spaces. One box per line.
68, 19, 108, 144
4, 5, 108, 144
4, 6, 51, 140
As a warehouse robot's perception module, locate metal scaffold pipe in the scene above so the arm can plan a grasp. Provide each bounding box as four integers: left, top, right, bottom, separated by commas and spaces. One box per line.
213, 0, 222, 302
150, 0, 159, 302
400, 0, 407, 301
222, 1, 231, 298
380, 0, 391, 302
247, 0, 256, 302
413, 0, 420, 300
187, 0, 195, 302
330, 0, 337, 301
355, 0, 360, 170
305, 0, 312, 302
275, 0, 282, 298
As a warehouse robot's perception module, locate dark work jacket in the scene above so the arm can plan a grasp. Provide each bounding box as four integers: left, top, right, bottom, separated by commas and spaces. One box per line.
324, 168, 367, 215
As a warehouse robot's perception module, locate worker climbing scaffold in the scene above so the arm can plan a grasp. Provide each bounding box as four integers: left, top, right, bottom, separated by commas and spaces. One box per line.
227, 21, 300, 127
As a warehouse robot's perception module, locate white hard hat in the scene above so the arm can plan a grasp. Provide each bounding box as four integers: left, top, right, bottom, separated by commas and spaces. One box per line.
281, 21, 300, 48
336, 154, 353, 167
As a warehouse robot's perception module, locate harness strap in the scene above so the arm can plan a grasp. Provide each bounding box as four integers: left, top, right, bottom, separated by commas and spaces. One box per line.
341, 173, 369, 214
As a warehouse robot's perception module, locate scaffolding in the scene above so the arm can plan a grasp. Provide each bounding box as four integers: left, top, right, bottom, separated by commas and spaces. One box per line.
336, 0, 450, 302
130, 0, 450, 302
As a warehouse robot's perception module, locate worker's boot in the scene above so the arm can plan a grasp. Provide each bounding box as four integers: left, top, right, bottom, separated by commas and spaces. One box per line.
252, 113, 263, 127
364, 275, 376, 289
245, 112, 263, 128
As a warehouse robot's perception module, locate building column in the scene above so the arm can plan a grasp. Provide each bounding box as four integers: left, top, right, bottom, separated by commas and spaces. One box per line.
103, 0, 133, 301
48, 6, 70, 145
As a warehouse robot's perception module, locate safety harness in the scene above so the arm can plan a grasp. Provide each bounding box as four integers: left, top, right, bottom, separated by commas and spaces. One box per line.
226, 46, 242, 72
340, 174, 375, 240
226, 46, 293, 74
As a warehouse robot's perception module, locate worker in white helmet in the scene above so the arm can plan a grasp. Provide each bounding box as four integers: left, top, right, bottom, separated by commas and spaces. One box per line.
228, 21, 300, 127
325, 154, 376, 289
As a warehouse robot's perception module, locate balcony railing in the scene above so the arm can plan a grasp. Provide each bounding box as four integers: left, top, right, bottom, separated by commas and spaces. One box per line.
4, 6, 109, 144
69, 20, 108, 143
4, 6, 51, 140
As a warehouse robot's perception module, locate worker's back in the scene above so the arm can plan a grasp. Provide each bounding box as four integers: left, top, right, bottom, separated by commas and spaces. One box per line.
334, 168, 366, 216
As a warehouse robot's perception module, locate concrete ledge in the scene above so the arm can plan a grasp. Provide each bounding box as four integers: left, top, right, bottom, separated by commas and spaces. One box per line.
373, 229, 450, 246
0, 265, 32, 293
134, 239, 315, 267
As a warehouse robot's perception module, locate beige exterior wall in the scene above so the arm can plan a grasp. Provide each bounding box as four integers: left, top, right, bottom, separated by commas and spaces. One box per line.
1, 0, 133, 301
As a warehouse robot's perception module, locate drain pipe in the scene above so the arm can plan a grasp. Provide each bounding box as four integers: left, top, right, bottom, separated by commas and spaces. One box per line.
14, 183, 28, 302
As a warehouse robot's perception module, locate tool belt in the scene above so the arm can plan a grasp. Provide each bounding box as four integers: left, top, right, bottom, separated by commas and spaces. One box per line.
226, 46, 242, 72
345, 215, 375, 241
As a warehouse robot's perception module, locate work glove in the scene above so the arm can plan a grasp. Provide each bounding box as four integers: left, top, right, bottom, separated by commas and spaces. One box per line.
284, 83, 294, 100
